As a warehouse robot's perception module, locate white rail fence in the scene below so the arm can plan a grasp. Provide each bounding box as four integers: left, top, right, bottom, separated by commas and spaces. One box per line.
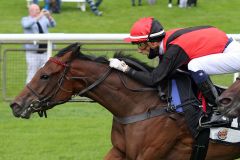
0, 33, 240, 81
0, 33, 129, 57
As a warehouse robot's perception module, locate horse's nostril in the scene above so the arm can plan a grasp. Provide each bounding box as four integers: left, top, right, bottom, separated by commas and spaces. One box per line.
10, 102, 19, 110
10, 102, 16, 108
218, 97, 232, 106
9, 103, 22, 117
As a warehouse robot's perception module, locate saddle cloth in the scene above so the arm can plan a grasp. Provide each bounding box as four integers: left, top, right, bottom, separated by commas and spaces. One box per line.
170, 78, 240, 145
210, 119, 240, 145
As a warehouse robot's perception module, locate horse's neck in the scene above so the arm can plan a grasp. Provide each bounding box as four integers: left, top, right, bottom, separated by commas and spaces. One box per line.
73, 60, 164, 117
85, 72, 162, 117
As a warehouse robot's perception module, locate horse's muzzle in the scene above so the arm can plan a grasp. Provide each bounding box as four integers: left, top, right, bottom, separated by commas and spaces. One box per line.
10, 102, 22, 117
10, 102, 33, 119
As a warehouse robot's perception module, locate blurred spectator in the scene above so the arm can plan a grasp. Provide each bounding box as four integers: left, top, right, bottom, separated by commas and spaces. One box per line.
50, 0, 62, 13
179, 0, 187, 8
188, 0, 197, 7
168, 0, 197, 8
148, 0, 156, 5
132, 0, 142, 6
168, 0, 179, 8
86, 0, 103, 16
32, 0, 61, 13
21, 4, 56, 83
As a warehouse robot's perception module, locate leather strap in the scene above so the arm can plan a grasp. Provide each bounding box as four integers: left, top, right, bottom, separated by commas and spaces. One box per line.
113, 107, 169, 124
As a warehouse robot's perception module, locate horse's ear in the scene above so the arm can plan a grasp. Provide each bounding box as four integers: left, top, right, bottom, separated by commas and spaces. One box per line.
74, 44, 81, 54
56, 43, 79, 57
55, 43, 80, 62
70, 44, 81, 60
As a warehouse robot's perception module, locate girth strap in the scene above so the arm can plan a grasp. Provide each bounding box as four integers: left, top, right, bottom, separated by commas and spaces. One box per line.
190, 128, 210, 160
113, 107, 169, 124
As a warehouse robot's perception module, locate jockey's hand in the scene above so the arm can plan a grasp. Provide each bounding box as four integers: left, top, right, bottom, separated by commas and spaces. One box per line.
109, 58, 130, 72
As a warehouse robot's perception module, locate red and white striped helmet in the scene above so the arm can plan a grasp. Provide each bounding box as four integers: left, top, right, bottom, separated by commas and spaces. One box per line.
124, 17, 165, 43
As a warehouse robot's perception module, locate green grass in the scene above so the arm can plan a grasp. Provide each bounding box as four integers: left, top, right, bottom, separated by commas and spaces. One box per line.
1, 0, 240, 33
1, 0, 240, 159
0, 102, 112, 160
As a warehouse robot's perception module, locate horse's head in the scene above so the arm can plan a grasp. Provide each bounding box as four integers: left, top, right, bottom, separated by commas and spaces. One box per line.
10, 43, 80, 119
217, 78, 240, 118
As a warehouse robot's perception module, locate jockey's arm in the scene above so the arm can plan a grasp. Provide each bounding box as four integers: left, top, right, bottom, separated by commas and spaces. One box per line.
126, 45, 190, 87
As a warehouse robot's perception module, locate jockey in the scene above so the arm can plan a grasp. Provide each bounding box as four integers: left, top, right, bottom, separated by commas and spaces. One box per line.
109, 17, 240, 127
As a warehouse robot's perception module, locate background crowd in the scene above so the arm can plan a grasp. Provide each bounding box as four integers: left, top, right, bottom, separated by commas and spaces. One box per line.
31, 0, 198, 16
32, 0, 103, 16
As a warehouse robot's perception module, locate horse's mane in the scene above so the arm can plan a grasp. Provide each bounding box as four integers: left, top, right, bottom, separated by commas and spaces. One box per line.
77, 50, 154, 71
77, 51, 109, 63
56, 43, 154, 71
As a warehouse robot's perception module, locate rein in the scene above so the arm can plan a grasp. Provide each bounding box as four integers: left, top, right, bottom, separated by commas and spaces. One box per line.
74, 68, 112, 96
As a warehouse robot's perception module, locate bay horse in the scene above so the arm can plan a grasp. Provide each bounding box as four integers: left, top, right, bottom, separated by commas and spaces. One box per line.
10, 43, 240, 160
217, 77, 240, 118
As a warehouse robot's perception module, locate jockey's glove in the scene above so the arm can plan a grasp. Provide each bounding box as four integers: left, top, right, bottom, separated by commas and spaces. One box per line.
109, 58, 130, 72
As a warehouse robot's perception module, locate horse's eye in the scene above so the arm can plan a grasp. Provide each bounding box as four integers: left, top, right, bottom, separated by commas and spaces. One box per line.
40, 75, 49, 80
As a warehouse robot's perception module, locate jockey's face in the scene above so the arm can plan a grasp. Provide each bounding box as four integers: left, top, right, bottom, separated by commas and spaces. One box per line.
137, 41, 159, 56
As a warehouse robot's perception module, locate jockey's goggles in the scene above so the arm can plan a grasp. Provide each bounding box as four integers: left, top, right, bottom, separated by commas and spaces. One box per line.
136, 42, 148, 50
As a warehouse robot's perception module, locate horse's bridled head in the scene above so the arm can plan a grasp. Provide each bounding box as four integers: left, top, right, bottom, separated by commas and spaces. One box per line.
9, 59, 72, 119
9, 43, 81, 119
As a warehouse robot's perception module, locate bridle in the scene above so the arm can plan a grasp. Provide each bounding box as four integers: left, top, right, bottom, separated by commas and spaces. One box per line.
26, 58, 71, 117
26, 57, 112, 117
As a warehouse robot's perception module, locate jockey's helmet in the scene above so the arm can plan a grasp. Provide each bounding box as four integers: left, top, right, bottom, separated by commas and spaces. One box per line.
124, 17, 166, 43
